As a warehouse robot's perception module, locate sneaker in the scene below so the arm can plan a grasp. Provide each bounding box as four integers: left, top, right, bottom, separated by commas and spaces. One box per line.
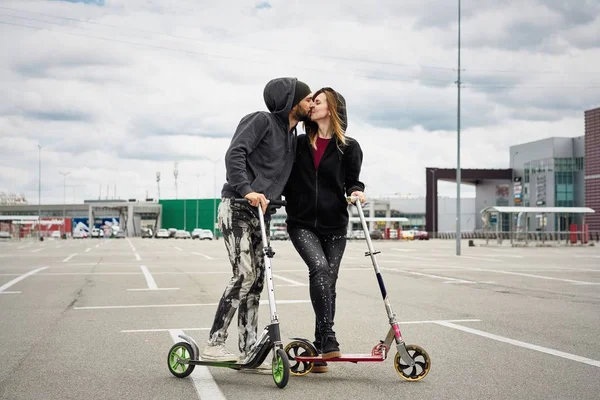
321, 336, 341, 360
311, 360, 328, 373
200, 343, 238, 362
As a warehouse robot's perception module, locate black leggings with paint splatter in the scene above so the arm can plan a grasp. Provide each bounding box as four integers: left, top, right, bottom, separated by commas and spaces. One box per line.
288, 227, 347, 349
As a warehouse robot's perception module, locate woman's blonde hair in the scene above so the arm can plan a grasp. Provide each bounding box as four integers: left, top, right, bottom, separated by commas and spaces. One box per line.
304, 88, 346, 149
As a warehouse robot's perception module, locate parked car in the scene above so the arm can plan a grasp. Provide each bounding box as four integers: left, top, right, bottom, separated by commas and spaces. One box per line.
51, 230, 61, 239
115, 230, 126, 239
400, 230, 414, 240
168, 228, 177, 238
370, 230, 384, 240
175, 230, 191, 239
192, 229, 214, 240
414, 230, 429, 240
350, 230, 366, 240
141, 228, 153, 238
0, 231, 11, 239
271, 230, 289, 240
72, 230, 88, 239
91, 228, 104, 238
156, 229, 170, 239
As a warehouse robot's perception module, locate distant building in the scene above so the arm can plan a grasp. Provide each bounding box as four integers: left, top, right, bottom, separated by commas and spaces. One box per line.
509, 136, 585, 232
585, 107, 600, 231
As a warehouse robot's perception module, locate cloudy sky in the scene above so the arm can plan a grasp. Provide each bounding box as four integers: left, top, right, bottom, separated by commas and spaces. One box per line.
1, 0, 598, 204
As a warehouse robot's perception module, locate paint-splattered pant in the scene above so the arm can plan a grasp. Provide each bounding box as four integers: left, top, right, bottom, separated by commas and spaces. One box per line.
288, 227, 346, 350
207, 198, 268, 354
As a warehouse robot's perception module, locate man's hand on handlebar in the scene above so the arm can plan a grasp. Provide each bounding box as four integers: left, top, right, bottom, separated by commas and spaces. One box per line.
244, 192, 268, 214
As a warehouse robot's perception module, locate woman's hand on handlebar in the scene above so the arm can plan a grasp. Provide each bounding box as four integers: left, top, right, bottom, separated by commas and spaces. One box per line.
349, 191, 366, 204
244, 192, 268, 213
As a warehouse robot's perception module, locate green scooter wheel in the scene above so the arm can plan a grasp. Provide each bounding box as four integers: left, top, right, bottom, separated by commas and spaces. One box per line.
272, 348, 290, 388
168, 342, 195, 378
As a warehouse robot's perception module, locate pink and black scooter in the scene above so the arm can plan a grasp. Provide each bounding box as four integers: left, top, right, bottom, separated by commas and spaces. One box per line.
284, 197, 431, 381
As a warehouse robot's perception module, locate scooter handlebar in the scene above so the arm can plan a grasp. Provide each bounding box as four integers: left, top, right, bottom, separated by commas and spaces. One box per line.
232, 198, 287, 207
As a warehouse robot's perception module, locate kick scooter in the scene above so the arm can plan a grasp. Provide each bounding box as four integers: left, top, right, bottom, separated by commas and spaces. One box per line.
284, 197, 431, 381
167, 199, 291, 388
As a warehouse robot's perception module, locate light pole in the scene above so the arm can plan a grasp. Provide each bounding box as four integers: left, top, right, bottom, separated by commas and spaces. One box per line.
210, 159, 220, 239
511, 151, 519, 206
196, 173, 201, 229
156, 172, 161, 201
510, 151, 519, 244
59, 171, 71, 238
38, 144, 42, 240
430, 169, 437, 238
455, 0, 462, 256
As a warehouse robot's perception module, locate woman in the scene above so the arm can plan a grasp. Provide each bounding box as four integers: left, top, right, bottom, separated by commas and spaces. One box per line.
284, 87, 366, 373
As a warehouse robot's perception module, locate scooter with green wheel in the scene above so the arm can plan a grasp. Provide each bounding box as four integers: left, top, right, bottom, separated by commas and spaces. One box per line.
167, 198, 291, 389
284, 197, 431, 381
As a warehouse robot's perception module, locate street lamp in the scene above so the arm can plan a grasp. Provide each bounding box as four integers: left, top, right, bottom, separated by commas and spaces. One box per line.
511, 151, 519, 206
430, 169, 437, 238
209, 159, 220, 238
195, 173, 202, 229
455, 0, 462, 256
38, 144, 42, 240
59, 171, 71, 238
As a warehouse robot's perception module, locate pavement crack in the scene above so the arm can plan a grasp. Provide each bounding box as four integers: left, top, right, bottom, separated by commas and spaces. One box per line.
63, 259, 101, 312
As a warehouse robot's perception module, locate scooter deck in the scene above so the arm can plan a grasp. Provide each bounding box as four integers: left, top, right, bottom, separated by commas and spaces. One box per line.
295, 354, 385, 363
188, 359, 242, 368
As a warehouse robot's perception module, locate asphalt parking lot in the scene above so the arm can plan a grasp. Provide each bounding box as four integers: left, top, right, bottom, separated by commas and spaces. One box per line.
0, 237, 599, 400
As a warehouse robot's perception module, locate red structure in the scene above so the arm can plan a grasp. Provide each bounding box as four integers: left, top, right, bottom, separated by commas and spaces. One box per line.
585, 107, 600, 232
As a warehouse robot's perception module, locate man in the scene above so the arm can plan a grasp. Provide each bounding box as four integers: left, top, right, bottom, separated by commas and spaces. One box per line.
201, 77, 313, 362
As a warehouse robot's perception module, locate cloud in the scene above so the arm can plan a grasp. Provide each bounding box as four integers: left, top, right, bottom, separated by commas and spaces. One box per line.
52, 0, 106, 5
255, 2, 271, 10
0, 0, 597, 205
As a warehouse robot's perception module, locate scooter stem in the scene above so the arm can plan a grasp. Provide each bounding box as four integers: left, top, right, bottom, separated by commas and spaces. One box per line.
258, 205, 279, 325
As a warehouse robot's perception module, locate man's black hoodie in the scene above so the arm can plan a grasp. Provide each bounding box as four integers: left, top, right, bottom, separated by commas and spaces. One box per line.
221, 77, 299, 205
284, 92, 365, 236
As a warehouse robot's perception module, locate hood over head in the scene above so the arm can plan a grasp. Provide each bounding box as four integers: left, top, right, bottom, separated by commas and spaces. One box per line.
263, 77, 298, 125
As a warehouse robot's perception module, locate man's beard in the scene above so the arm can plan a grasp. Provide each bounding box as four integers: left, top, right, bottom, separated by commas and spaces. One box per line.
294, 106, 311, 122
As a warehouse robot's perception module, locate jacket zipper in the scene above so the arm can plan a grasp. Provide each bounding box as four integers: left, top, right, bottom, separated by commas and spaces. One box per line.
314, 170, 319, 228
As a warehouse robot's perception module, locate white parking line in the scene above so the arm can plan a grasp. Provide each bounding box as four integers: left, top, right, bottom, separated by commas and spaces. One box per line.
63, 254, 77, 262
192, 252, 214, 260
390, 250, 438, 262
0, 267, 48, 294
457, 255, 503, 263
74, 299, 310, 310
381, 267, 475, 284
141, 265, 157, 289
85, 248, 91, 252
168, 329, 225, 400
449, 266, 600, 285
392, 248, 417, 252
30, 248, 44, 253
127, 265, 179, 291
174, 246, 183, 251
273, 274, 307, 287
135, 253, 141, 261
436, 321, 600, 368
122, 328, 211, 333
126, 238, 136, 252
